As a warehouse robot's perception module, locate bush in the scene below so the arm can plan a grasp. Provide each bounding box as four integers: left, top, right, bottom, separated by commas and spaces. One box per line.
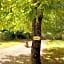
15, 31, 25, 39
0, 30, 15, 41
0, 30, 32, 41
55, 34, 62, 40
24, 32, 32, 39
2, 31, 15, 40
15, 31, 32, 39
45, 32, 53, 40
0, 32, 3, 40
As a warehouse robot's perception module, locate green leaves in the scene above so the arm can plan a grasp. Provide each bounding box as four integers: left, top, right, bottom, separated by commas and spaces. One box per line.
0, 0, 64, 33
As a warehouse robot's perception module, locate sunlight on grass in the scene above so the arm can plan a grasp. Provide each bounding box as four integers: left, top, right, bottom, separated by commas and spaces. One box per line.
0, 41, 21, 48
46, 40, 64, 49
55, 57, 64, 61
61, 57, 64, 60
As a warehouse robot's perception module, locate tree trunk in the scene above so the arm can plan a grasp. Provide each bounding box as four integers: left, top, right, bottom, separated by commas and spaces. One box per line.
31, 15, 42, 64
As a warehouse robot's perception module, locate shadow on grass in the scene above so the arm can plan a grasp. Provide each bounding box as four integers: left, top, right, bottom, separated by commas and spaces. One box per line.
42, 47, 64, 64
0, 48, 64, 64
0, 55, 31, 64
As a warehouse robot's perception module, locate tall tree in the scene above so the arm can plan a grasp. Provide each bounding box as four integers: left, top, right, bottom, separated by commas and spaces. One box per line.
31, 0, 43, 64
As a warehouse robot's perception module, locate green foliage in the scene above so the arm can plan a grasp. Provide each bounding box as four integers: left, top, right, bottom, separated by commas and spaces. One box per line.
15, 31, 32, 39
0, 0, 64, 39
0, 30, 15, 40
0, 30, 32, 41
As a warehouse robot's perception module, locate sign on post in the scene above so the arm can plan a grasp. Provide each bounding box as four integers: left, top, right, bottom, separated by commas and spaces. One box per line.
33, 36, 41, 40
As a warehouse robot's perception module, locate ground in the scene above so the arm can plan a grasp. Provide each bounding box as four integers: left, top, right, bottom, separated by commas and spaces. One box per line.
0, 40, 47, 64
0, 40, 64, 64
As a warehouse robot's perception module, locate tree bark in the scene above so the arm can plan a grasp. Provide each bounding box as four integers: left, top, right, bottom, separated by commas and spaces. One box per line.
31, 15, 42, 64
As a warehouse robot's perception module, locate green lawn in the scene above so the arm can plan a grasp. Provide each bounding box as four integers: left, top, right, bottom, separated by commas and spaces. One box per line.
46, 40, 64, 49
42, 40, 64, 64
0, 41, 21, 48
0, 40, 64, 64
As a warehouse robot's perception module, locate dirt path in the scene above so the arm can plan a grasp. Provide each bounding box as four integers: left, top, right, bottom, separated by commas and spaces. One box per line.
0, 40, 48, 63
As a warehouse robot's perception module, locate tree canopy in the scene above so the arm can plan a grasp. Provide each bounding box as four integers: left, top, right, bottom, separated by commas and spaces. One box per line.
0, 0, 64, 35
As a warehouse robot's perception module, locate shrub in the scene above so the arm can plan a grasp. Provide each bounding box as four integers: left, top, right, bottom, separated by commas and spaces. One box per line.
45, 32, 53, 40
15, 31, 32, 39
2, 31, 15, 40
55, 33, 62, 40
0, 30, 32, 41
15, 31, 25, 39
0, 32, 3, 40
0, 30, 15, 41
24, 32, 32, 39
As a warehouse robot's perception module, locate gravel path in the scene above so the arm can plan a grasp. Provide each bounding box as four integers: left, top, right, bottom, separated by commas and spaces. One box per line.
0, 40, 48, 62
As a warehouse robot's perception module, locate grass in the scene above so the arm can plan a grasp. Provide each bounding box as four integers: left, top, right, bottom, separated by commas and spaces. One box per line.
45, 40, 64, 49
0, 40, 64, 64
0, 41, 21, 48
42, 40, 64, 64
